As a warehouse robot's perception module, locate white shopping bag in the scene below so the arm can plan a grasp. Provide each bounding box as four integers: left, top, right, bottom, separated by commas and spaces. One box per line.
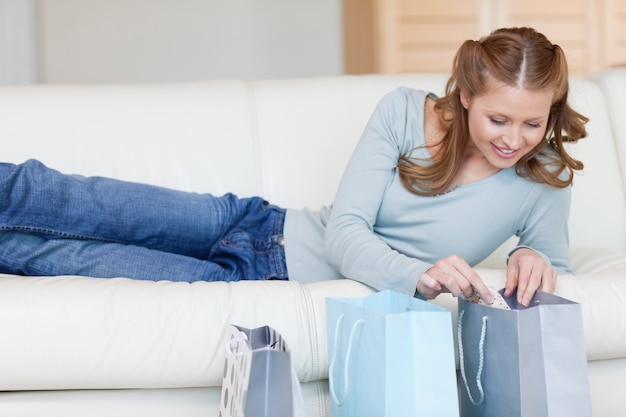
219, 324, 307, 417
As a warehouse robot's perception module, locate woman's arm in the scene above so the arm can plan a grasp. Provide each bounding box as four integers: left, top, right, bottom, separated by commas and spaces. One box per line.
324, 89, 426, 295
323, 88, 492, 301
505, 184, 572, 305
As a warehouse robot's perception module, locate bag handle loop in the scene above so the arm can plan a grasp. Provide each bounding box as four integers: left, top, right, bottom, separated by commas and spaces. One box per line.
226, 333, 248, 356
328, 313, 364, 406
458, 309, 487, 405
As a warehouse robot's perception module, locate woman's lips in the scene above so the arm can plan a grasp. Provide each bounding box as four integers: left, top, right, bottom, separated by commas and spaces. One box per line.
491, 143, 519, 159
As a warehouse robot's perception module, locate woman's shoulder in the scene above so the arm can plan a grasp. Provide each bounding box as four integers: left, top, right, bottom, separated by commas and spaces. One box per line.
492, 168, 571, 215
380, 87, 431, 105
372, 87, 433, 126
527, 145, 573, 183
356, 87, 436, 157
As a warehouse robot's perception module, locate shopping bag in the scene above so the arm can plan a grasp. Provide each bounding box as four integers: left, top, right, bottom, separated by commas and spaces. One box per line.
326, 290, 459, 417
219, 324, 306, 417
457, 289, 592, 417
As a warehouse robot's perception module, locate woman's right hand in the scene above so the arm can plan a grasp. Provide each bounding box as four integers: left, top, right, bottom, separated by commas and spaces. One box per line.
416, 254, 493, 303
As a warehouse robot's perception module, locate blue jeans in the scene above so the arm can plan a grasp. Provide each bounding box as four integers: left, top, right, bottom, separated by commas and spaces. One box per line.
0, 159, 288, 282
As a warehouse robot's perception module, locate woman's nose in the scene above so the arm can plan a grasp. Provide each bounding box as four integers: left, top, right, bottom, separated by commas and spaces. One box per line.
502, 125, 523, 148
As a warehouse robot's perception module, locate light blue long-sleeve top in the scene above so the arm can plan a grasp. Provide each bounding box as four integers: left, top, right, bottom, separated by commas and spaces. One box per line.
283, 87, 571, 295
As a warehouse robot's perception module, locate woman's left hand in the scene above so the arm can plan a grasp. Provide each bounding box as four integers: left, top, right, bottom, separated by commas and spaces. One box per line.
504, 247, 557, 307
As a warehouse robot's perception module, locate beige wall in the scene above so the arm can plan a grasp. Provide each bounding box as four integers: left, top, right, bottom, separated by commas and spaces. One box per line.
38, 0, 343, 83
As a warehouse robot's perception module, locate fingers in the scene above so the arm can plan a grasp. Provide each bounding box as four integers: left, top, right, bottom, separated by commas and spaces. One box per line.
504, 264, 519, 298
506, 248, 558, 306
514, 261, 542, 306
418, 255, 492, 303
416, 273, 442, 300
540, 268, 557, 293
418, 250, 558, 306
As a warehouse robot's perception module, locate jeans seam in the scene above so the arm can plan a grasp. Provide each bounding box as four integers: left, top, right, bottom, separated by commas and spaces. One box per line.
273, 208, 288, 279
1, 225, 124, 244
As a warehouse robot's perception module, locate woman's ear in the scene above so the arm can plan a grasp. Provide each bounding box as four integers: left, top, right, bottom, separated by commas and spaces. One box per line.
460, 90, 470, 109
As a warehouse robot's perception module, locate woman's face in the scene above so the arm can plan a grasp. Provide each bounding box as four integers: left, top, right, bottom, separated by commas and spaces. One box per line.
461, 83, 554, 169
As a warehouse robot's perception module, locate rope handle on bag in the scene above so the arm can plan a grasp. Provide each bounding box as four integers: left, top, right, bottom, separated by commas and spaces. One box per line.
226, 333, 248, 356
328, 313, 364, 406
458, 309, 487, 405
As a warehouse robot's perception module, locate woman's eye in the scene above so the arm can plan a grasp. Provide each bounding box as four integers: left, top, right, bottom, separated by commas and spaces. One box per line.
489, 118, 506, 125
526, 122, 541, 128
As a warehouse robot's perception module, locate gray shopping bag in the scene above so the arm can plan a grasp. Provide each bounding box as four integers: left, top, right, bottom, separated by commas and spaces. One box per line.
457, 289, 592, 417
326, 290, 459, 417
219, 325, 306, 417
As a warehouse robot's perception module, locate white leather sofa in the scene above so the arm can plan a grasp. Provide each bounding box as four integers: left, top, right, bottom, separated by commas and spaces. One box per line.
0, 69, 625, 417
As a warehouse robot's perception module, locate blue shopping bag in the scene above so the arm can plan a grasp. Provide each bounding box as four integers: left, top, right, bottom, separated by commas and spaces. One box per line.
326, 290, 459, 417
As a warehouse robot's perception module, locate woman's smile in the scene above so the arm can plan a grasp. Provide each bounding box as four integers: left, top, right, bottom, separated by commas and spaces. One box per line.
491, 143, 519, 158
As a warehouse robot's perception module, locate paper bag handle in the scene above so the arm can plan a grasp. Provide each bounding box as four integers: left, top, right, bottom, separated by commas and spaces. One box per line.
328, 313, 364, 406
226, 333, 248, 356
458, 309, 487, 405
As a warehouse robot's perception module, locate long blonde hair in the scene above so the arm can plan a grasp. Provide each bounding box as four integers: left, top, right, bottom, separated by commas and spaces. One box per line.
398, 27, 588, 196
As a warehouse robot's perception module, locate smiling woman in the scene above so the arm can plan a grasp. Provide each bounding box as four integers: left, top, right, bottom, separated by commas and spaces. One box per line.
399, 27, 587, 198
394, 27, 588, 305
0, 27, 588, 314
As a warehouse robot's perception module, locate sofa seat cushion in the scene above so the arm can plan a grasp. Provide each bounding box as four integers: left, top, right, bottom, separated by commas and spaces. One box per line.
0, 274, 373, 390
2, 263, 625, 391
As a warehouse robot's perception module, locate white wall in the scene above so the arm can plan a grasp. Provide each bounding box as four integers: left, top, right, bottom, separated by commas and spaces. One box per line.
37, 0, 344, 84
0, 0, 37, 84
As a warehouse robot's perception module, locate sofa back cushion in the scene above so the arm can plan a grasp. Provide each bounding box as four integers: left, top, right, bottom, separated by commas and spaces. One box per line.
251, 73, 449, 210
565, 78, 626, 251
0, 81, 264, 197
253, 74, 626, 253
0, 73, 624, 254
589, 68, 626, 194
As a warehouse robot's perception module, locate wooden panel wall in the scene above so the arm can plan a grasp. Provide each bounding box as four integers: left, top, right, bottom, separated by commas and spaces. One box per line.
344, 0, 626, 76
605, 0, 626, 68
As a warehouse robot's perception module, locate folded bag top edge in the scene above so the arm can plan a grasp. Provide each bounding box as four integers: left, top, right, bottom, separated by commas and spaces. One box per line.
326, 289, 451, 315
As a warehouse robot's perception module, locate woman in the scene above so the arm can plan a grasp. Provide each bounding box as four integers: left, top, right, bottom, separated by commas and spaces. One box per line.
0, 27, 587, 307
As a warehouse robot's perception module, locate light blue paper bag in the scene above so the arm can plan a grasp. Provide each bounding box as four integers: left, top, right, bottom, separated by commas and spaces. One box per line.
326, 290, 459, 417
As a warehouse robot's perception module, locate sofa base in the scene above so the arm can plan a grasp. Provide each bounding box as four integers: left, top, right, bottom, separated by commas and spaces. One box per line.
0, 359, 622, 417
0, 381, 330, 417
